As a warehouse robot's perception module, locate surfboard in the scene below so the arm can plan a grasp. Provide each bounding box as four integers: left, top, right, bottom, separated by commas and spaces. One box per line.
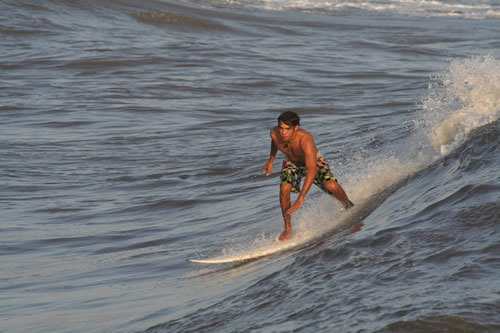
188, 238, 300, 264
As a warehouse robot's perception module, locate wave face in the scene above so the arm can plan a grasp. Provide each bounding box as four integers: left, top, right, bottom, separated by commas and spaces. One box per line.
152, 56, 500, 333
1, 0, 499, 332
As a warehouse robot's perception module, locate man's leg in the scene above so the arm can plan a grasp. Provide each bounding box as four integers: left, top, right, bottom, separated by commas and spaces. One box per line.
324, 180, 354, 209
279, 183, 293, 241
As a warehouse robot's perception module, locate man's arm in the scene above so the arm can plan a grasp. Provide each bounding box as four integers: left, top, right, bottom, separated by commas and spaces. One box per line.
286, 135, 317, 215
261, 130, 278, 176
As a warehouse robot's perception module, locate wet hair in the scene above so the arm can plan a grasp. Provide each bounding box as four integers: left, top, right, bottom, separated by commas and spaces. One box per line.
278, 111, 300, 126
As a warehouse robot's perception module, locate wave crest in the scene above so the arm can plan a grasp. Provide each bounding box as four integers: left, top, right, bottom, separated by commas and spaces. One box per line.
421, 55, 500, 155
134, 11, 229, 30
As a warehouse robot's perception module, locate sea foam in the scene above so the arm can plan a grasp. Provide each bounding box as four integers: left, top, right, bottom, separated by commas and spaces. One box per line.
422, 55, 500, 155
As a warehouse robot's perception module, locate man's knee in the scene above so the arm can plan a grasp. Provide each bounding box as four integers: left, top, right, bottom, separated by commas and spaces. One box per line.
324, 179, 338, 192
280, 182, 292, 194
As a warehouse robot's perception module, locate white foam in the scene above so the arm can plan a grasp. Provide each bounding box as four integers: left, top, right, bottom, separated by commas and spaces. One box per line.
313, 55, 500, 229
348, 55, 500, 198
213, 0, 498, 19
421, 55, 500, 155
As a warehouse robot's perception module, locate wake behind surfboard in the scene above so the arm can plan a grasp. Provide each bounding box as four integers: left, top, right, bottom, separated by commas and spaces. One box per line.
188, 178, 411, 265
188, 204, 361, 265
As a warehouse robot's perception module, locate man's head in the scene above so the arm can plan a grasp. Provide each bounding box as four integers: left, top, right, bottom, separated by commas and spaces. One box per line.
278, 111, 300, 142
278, 111, 300, 127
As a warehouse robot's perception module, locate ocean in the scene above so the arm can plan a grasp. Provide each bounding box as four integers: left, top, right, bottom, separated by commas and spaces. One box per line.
1, 0, 499, 332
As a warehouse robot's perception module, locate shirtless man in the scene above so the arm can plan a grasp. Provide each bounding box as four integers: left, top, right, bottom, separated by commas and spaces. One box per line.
261, 111, 354, 241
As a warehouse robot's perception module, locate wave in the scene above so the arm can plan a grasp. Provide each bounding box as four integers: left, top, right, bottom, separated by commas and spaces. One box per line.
419, 55, 500, 155
1, 0, 232, 35
333, 55, 499, 244
379, 315, 497, 332
133, 11, 230, 31
189, 55, 499, 267
4, 0, 497, 42
201, 0, 500, 19
177, 74, 499, 332
4, 0, 499, 36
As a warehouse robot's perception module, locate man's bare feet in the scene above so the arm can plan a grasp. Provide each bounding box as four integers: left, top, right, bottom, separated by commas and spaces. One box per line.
344, 199, 355, 210
279, 230, 292, 242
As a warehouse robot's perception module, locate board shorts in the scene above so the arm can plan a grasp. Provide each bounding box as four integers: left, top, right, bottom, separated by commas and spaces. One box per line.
280, 152, 337, 195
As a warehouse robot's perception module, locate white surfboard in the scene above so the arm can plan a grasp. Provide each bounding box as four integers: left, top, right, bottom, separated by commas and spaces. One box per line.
188, 237, 301, 264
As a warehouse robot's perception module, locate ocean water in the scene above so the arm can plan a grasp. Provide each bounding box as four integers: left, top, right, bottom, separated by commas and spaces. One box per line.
1, 0, 499, 332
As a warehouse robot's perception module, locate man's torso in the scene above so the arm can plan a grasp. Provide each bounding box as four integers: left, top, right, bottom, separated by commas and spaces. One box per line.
271, 127, 318, 163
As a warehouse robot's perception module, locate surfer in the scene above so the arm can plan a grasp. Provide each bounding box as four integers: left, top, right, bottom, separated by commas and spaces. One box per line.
261, 111, 354, 241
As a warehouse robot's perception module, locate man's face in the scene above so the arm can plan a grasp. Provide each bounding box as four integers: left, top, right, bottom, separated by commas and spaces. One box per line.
279, 122, 298, 141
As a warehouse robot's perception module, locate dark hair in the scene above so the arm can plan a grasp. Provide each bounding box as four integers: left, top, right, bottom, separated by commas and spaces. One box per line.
278, 111, 300, 126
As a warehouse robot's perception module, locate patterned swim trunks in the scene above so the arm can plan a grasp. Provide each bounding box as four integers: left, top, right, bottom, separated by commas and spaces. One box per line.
280, 152, 337, 195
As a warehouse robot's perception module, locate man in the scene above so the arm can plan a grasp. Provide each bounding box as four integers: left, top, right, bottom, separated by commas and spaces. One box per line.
261, 111, 354, 241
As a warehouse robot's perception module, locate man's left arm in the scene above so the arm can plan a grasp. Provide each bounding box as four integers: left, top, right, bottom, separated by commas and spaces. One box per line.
287, 136, 318, 215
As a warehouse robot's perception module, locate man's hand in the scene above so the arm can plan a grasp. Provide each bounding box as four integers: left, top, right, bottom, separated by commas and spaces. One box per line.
261, 160, 274, 176
286, 197, 304, 215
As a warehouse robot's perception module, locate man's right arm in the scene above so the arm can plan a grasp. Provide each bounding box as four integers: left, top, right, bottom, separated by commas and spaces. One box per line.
261, 130, 278, 176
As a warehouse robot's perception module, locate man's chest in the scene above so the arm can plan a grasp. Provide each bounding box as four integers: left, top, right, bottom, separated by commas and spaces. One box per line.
278, 141, 304, 160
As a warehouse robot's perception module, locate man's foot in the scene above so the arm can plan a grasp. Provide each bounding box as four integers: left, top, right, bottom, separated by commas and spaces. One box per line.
344, 199, 355, 210
279, 230, 292, 242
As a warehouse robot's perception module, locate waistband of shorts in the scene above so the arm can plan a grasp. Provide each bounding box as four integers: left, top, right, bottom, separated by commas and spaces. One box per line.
284, 151, 324, 165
